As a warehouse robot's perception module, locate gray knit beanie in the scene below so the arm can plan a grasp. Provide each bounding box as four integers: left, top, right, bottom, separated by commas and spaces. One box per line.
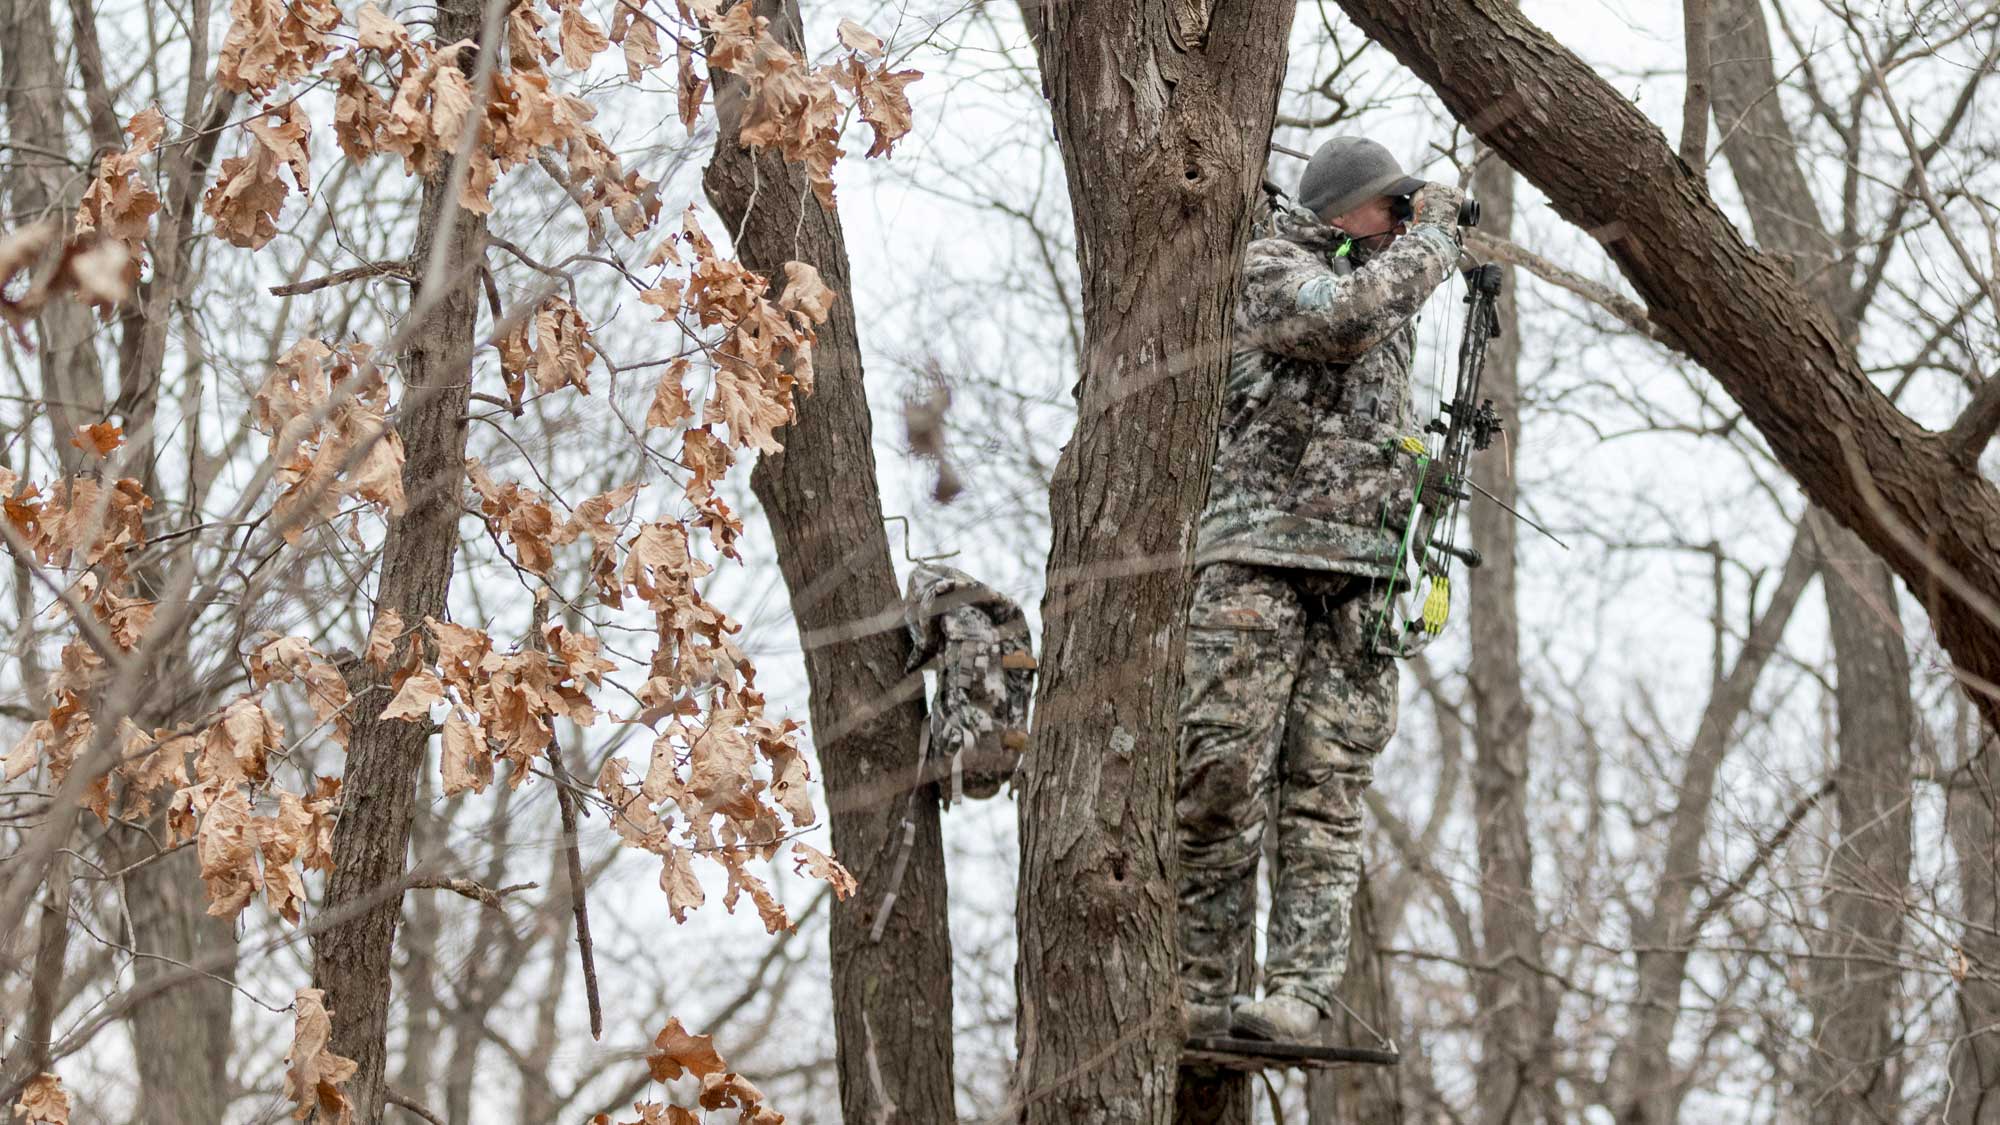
1297, 137, 1427, 219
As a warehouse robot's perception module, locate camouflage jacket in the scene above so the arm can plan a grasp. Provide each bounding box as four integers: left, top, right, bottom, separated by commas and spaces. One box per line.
903, 563, 1035, 803
1194, 202, 1462, 578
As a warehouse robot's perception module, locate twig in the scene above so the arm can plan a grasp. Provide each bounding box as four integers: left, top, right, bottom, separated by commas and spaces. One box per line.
387, 1087, 448, 1125
548, 732, 604, 1041
404, 875, 537, 911
268, 259, 415, 296
1686, 778, 1834, 935
537, 592, 602, 1039
1465, 230, 1680, 350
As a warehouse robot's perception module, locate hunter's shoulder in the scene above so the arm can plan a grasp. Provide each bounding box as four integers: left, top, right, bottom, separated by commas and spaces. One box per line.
1242, 235, 1325, 276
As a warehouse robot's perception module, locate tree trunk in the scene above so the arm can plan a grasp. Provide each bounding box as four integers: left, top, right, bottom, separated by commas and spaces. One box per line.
108, 845, 237, 1122
1464, 150, 1555, 1125
1611, 524, 1817, 1122
1808, 514, 1914, 1122
1, 0, 106, 479
1010, 0, 1295, 1119
701, 3, 956, 1121
1946, 715, 2000, 1125
1700, 6, 1917, 1115
3, 3, 238, 1120
1326, 0, 2000, 734
309, 0, 487, 1110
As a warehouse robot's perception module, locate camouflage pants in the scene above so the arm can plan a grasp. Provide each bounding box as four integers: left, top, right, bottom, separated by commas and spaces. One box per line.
1176, 562, 1399, 1015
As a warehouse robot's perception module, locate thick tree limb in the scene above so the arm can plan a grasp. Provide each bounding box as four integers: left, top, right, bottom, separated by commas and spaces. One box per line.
1946, 373, 2000, 463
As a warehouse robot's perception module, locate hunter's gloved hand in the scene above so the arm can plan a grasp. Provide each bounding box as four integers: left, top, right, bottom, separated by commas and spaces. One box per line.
1408, 182, 1468, 228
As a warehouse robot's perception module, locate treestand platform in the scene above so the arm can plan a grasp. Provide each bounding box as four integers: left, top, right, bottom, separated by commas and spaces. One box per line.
1183, 1036, 1400, 1071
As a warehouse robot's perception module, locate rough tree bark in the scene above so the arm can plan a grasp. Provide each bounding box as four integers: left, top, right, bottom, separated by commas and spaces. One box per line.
1463, 149, 1557, 1125
1326, 0, 2000, 736
702, 2, 956, 1121
309, 0, 487, 1110
1009, 0, 1296, 1120
1701, 5, 1915, 1118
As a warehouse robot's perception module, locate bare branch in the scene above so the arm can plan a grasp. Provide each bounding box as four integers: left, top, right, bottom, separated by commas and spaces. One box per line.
268, 259, 416, 296
387, 1088, 448, 1125
1466, 230, 1680, 350
404, 875, 538, 912
1680, 0, 1712, 177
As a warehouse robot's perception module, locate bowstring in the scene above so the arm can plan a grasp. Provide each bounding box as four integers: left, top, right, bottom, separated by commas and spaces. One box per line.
1420, 267, 1456, 589
1438, 267, 1472, 590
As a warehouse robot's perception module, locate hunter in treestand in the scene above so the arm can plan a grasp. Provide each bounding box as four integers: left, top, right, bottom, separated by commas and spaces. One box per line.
1178, 137, 1467, 1044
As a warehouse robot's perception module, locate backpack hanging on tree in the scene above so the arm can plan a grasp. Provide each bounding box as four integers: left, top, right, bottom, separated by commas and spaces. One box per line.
903, 563, 1036, 802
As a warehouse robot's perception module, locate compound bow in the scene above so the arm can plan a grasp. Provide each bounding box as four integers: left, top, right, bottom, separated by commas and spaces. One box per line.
1369, 262, 1508, 658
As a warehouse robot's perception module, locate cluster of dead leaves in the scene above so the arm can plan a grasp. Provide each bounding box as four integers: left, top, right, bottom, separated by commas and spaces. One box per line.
332, 1, 660, 230
0, 465, 151, 593
164, 635, 347, 926
203, 0, 335, 246
681, 3, 920, 206
201, 0, 920, 251
466, 461, 642, 599
375, 608, 612, 797
0, 437, 351, 923
497, 296, 598, 406
206, 0, 659, 247
283, 987, 361, 1124
2, 630, 346, 926
0, 466, 164, 823
72, 108, 166, 297
0, 221, 139, 329
216, 0, 340, 94
590, 1018, 783, 1124
2, 411, 351, 930
11, 1073, 69, 1124
250, 339, 407, 542
204, 102, 313, 249
635, 210, 837, 562
593, 502, 855, 934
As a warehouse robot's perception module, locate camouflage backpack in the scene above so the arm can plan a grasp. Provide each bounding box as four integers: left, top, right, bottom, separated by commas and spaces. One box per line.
903, 563, 1035, 802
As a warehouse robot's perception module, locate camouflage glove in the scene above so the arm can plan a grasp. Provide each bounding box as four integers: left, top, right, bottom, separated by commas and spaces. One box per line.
1405, 182, 1467, 260
1409, 182, 1468, 230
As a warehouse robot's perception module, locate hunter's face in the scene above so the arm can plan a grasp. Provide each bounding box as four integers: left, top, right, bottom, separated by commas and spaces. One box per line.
1325, 195, 1401, 253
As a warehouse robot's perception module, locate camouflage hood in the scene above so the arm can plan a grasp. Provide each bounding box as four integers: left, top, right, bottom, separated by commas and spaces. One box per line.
1262, 201, 1354, 258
